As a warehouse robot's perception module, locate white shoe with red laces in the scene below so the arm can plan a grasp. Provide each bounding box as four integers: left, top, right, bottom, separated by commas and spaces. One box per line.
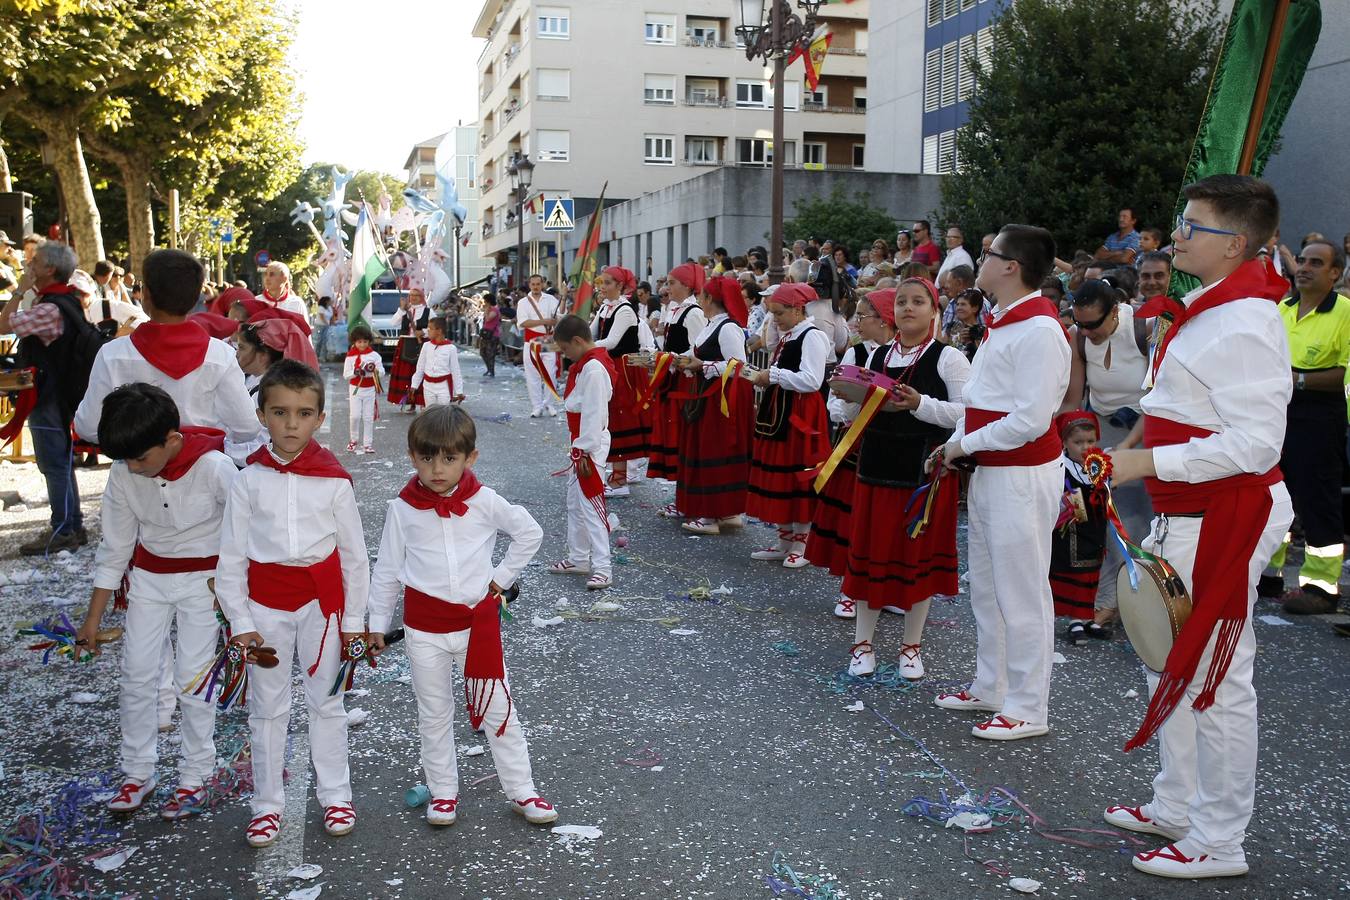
1104, 804, 1189, 841
426, 797, 458, 827
245, 813, 282, 848
548, 560, 591, 576
1132, 842, 1248, 879
346, 441, 359, 453
681, 518, 721, 535
971, 715, 1050, 740
934, 690, 1000, 712
107, 777, 157, 813
848, 640, 876, 677
160, 786, 207, 821
659, 504, 683, 519
751, 545, 788, 561
783, 551, 810, 569
833, 597, 857, 619
898, 643, 924, 680
511, 796, 558, 825
323, 804, 356, 836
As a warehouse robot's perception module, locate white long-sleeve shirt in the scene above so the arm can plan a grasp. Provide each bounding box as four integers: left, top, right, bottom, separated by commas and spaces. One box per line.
953, 292, 1070, 454
367, 485, 544, 632
1142, 284, 1291, 484
890, 342, 974, 429
83, 296, 149, 329
74, 336, 264, 446
666, 300, 707, 351
256, 291, 307, 317
566, 356, 613, 464
92, 450, 237, 590
767, 318, 832, 393
592, 299, 639, 351
214, 448, 370, 635
682, 313, 747, 378
827, 340, 879, 423
411, 341, 463, 393
342, 349, 385, 388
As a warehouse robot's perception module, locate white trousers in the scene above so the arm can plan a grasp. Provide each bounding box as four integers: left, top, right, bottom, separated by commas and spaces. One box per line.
348, 387, 376, 447
157, 635, 177, 724
422, 382, 453, 407
524, 349, 558, 413
1141, 484, 1291, 860
120, 570, 219, 787
566, 471, 611, 577
966, 461, 1062, 725
405, 625, 537, 800
246, 599, 351, 816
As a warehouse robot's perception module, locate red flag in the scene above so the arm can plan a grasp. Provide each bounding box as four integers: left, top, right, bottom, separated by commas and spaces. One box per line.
568, 182, 608, 319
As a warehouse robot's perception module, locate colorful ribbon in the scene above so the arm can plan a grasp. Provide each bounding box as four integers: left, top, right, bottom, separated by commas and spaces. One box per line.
330, 634, 377, 696
19, 613, 92, 664
185, 643, 250, 711
813, 385, 889, 493
528, 341, 562, 401
1082, 447, 1152, 590
902, 464, 946, 539
718, 358, 744, 417
636, 352, 674, 411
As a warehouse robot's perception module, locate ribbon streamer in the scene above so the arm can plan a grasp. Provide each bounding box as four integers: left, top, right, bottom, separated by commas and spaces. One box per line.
813, 384, 889, 493
330, 634, 377, 696
636, 352, 674, 411
902, 465, 946, 539
1082, 448, 1144, 590
185, 643, 249, 711
528, 341, 562, 401
19, 613, 94, 664
718, 358, 744, 417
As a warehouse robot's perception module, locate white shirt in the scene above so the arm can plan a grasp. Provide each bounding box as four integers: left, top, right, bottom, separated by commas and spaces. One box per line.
954, 292, 1071, 454
592, 299, 639, 351
314, 306, 334, 326
872, 341, 973, 429
92, 450, 237, 590
1081, 303, 1148, 415
936, 245, 976, 282
74, 335, 265, 447
256, 291, 307, 317
1142, 281, 1290, 484
343, 349, 385, 387
214, 448, 370, 634
392, 304, 429, 337
367, 484, 543, 632
768, 318, 832, 393
412, 341, 463, 392
763, 300, 849, 358
566, 357, 613, 464
827, 340, 879, 424
683, 313, 747, 378
519, 293, 560, 337
84, 296, 148, 329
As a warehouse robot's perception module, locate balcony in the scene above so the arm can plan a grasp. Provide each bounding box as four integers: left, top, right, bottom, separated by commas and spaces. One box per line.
683, 94, 728, 108
802, 101, 866, 115
828, 46, 867, 56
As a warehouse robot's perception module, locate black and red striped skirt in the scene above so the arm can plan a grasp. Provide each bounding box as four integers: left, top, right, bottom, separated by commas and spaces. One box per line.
387, 339, 424, 406
646, 373, 683, 481
804, 447, 857, 576
609, 362, 651, 462
1051, 565, 1100, 619
746, 390, 830, 525
676, 377, 753, 519
841, 477, 959, 610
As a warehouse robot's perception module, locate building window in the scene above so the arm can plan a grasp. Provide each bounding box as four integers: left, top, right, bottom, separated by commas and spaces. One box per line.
940, 40, 958, 107
643, 74, 675, 104
686, 77, 722, 105
736, 138, 794, 167
644, 134, 675, 165
803, 142, 826, 170
645, 14, 676, 45
977, 26, 994, 71
537, 7, 569, 38
926, 0, 942, 26
923, 134, 939, 174
962, 0, 977, 9
735, 79, 769, 108
958, 34, 976, 101
537, 130, 570, 162
536, 67, 570, 100
943, 0, 959, 18
938, 130, 957, 173
686, 136, 720, 164
853, 88, 867, 110
852, 144, 865, 169
778, 81, 801, 110
923, 49, 940, 113
806, 86, 826, 107
687, 17, 721, 44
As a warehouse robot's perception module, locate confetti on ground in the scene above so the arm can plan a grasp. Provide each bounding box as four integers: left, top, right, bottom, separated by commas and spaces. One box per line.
551, 824, 602, 840
770, 641, 800, 656
288, 863, 324, 880
1258, 614, 1293, 626
763, 851, 840, 899
90, 845, 136, 872
1009, 876, 1042, 893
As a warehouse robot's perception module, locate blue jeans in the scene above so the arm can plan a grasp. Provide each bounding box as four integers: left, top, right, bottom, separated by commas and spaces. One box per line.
29, 397, 82, 535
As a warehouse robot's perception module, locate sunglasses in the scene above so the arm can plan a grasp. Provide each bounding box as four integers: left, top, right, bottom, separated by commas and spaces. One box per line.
1072, 307, 1113, 330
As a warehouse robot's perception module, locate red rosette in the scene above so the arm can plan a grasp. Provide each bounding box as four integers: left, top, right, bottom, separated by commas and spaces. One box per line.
1082, 447, 1113, 488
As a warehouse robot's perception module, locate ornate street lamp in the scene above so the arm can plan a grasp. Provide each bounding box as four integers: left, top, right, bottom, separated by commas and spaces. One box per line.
508, 153, 535, 290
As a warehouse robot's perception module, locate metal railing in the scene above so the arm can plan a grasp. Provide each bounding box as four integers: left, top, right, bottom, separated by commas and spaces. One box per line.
802, 101, 866, 114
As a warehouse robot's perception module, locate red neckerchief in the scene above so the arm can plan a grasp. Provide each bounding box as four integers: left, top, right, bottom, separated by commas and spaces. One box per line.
982, 294, 1067, 340
129, 320, 211, 380
157, 427, 226, 481
565, 347, 616, 397
38, 282, 74, 296
246, 440, 352, 482
346, 346, 369, 358
430, 339, 452, 347
261, 290, 289, 305
398, 470, 482, 517
1138, 258, 1288, 382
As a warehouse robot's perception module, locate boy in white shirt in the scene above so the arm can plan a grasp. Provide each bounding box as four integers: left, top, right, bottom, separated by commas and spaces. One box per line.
75, 384, 236, 820
411, 317, 465, 408
367, 405, 551, 827
214, 360, 369, 848
343, 324, 384, 453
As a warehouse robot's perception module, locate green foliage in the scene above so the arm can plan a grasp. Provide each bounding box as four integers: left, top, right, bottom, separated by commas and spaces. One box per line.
782, 185, 899, 255
939, 0, 1223, 257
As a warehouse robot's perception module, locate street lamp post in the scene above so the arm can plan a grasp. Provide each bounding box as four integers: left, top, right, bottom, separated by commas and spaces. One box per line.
507, 152, 535, 292
737, 0, 822, 285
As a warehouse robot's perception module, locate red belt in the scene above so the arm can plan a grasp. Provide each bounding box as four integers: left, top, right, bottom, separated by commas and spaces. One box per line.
350, 377, 376, 388
132, 544, 217, 574
964, 407, 1060, 466
524, 329, 552, 343
423, 373, 453, 384
404, 586, 512, 735
247, 550, 345, 675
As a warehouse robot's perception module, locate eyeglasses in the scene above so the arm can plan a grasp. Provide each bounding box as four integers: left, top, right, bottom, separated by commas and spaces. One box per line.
1174, 215, 1239, 241
1072, 307, 1113, 330
978, 249, 1020, 266
857, 312, 881, 321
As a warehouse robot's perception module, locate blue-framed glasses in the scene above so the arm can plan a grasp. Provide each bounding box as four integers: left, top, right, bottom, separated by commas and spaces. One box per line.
1175, 214, 1239, 241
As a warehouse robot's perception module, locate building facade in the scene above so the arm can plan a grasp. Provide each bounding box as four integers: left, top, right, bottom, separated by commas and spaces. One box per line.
401, 127, 494, 288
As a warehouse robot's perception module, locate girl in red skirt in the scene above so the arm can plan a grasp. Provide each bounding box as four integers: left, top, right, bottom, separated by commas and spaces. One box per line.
387, 288, 430, 411
745, 282, 832, 568
590, 266, 651, 497
674, 276, 753, 536
1048, 410, 1108, 645
806, 289, 897, 618
648, 263, 707, 502
843, 278, 972, 680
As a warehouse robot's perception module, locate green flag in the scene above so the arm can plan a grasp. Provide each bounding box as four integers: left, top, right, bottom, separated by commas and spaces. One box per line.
568, 182, 607, 321
347, 205, 387, 332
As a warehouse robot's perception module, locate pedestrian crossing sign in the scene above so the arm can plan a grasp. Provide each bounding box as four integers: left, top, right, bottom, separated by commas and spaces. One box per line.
543, 197, 575, 232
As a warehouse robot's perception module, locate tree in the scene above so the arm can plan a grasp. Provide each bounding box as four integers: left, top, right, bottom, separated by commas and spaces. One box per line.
939, 0, 1222, 257
782, 185, 898, 256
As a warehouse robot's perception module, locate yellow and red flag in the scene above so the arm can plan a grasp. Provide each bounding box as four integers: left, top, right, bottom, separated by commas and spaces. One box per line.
568, 182, 608, 319
789, 26, 833, 91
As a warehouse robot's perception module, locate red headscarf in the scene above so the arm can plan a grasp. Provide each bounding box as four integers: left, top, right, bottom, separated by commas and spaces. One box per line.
709, 276, 749, 328
254, 317, 319, 369
603, 266, 637, 295
247, 305, 311, 335
861, 289, 897, 327
211, 286, 256, 317
770, 283, 816, 308
668, 263, 706, 296
1055, 409, 1100, 439
188, 311, 240, 340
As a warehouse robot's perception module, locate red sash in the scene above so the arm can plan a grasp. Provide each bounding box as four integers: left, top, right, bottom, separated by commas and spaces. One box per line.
404, 586, 513, 735
423, 373, 453, 385
963, 408, 1060, 467
1125, 415, 1282, 752
132, 545, 218, 574
350, 376, 377, 388
247, 549, 345, 676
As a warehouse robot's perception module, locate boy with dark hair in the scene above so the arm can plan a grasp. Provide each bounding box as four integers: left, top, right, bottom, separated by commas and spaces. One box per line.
411, 316, 464, 408
343, 324, 383, 454
74, 384, 236, 820
367, 405, 549, 827
74, 248, 263, 463
215, 359, 369, 848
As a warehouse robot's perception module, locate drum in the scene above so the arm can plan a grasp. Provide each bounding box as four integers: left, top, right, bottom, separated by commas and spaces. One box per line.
827, 364, 902, 411
1116, 556, 1192, 673
624, 351, 656, 369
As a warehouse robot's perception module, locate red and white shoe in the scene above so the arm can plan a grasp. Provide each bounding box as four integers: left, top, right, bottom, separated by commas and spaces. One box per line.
934, 690, 1000, 712
782, 551, 809, 569
751, 545, 788, 561
1132, 842, 1248, 879
511, 796, 559, 825
345, 441, 359, 453
681, 518, 721, 535
848, 640, 876, 677
971, 715, 1050, 741
160, 786, 207, 821
323, 804, 356, 836
363, 446, 375, 455
548, 560, 590, 576
107, 777, 157, 813
245, 812, 282, 848
897, 643, 924, 680
658, 504, 683, 519
1104, 804, 1189, 841
586, 572, 613, 590
426, 797, 458, 827
833, 597, 857, 619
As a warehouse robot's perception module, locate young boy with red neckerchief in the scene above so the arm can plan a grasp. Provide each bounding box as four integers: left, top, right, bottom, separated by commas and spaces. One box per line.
343, 324, 384, 454
366, 405, 550, 828
411, 316, 465, 408
73, 249, 264, 465
214, 360, 370, 849
74, 384, 237, 822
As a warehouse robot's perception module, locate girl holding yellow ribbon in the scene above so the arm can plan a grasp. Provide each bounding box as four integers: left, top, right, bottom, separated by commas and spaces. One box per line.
648, 264, 708, 508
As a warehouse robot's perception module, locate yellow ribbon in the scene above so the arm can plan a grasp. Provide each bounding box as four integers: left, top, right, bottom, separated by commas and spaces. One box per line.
719, 358, 744, 417
813, 385, 889, 494
638, 352, 674, 411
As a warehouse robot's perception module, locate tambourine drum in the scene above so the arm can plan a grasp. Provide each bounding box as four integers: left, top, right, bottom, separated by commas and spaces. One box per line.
624, 352, 655, 368
827, 364, 901, 411
0, 369, 35, 392
1116, 556, 1192, 673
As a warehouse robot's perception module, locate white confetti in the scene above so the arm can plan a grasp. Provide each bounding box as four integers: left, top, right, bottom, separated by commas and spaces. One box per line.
552, 824, 602, 840
1052, 652, 1068, 664
668, 628, 698, 636
846, 700, 865, 712
650, 765, 664, 772
385, 879, 403, 887
287, 886, 323, 900
346, 688, 370, 698
532, 615, 564, 628
463, 745, 487, 757
46, 596, 78, 607
1010, 877, 1042, 893
395, 675, 413, 684
555, 598, 571, 608
591, 601, 621, 612
944, 811, 992, 832
1257, 614, 1293, 626
347, 708, 369, 727
71, 692, 100, 704
1123, 688, 1139, 699
91, 846, 137, 872
710, 584, 733, 596
287, 863, 323, 880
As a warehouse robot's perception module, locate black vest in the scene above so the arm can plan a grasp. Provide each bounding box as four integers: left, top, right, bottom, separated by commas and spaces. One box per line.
695, 318, 735, 362
857, 341, 952, 487
598, 299, 640, 359
665, 304, 698, 355
755, 326, 819, 441
17, 291, 88, 415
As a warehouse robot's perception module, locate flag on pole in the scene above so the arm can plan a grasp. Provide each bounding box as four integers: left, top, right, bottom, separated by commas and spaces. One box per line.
568, 182, 608, 320
789, 25, 833, 91
525, 191, 547, 215
347, 204, 388, 333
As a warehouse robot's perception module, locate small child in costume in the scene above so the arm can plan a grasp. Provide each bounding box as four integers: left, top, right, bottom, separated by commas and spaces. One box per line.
367, 405, 551, 827
1049, 410, 1109, 645
343, 324, 384, 454
411, 317, 465, 408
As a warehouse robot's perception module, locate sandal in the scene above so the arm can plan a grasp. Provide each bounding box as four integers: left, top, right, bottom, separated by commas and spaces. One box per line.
586, 573, 612, 590
548, 560, 590, 576
1086, 621, 1115, 640
1066, 621, 1088, 645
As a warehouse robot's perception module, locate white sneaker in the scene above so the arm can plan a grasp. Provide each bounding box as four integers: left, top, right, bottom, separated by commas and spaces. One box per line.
511, 796, 559, 825
107, 776, 157, 813
751, 546, 788, 561
1104, 805, 1190, 841
971, 715, 1050, 741
681, 518, 721, 535
848, 640, 876, 677
246, 812, 282, 848
659, 504, 683, 518
530, 410, 543, 418
323, 804, 356, 836
1132, 842, 1248, 879
604, 484, 630, 498
548, 560, 590, 576
160, 786, 207, 821
934, 690, 1000, 712
833, 597, 857, 619
426, 797, 458, 826
544, 406, 558, 417
586, 573, 613, 590
897, 643, 924, 679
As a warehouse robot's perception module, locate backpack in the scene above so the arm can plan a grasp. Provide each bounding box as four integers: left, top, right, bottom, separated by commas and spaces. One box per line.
45, 292, 113, 418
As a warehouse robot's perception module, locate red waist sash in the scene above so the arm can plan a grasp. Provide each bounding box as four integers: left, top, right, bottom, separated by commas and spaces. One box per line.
404, 586, 512, 735
964, 407, 1060, 467
132, 544, 218, 574
247, 550, 345, 675
423, 373, 453, 384
349, 376, 377, 388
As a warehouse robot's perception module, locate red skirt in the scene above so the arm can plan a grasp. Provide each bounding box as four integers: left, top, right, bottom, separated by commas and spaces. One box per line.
804, 451, 856, 576
676, 378, 753, 519
841, 477, 960, 610
646, 374, 683, 481
1051, 564, 1100, 619
387, 340, 424, 406
746, 390, 830, 526
609, 362, 651, 462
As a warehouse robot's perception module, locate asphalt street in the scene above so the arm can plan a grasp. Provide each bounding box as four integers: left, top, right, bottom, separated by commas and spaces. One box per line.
1, 357, 1347, 900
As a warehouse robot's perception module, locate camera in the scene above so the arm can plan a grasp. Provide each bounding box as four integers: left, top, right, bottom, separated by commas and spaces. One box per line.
966, 323, 985, 342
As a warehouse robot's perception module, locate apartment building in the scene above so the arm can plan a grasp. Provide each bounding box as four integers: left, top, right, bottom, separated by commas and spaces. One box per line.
472, 0, 870, 274
401, 127, 493, 287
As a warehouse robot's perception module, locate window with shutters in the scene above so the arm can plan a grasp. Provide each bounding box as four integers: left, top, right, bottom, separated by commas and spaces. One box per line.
536, 130, 570, 162
961, 0, 976, 9
644, 134, 674, 165
943, 0, 958, 19
977, 26, 994, 71
958, 34, 976, 101
643, 74, 675, 104
923, 135, 939, 174
645, 14, 676, 45
940, 41, 958, 107
926, 0, 942, 26
938, 131, 956, 174
923, 49, 940, 113
536, 68, 570, 100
